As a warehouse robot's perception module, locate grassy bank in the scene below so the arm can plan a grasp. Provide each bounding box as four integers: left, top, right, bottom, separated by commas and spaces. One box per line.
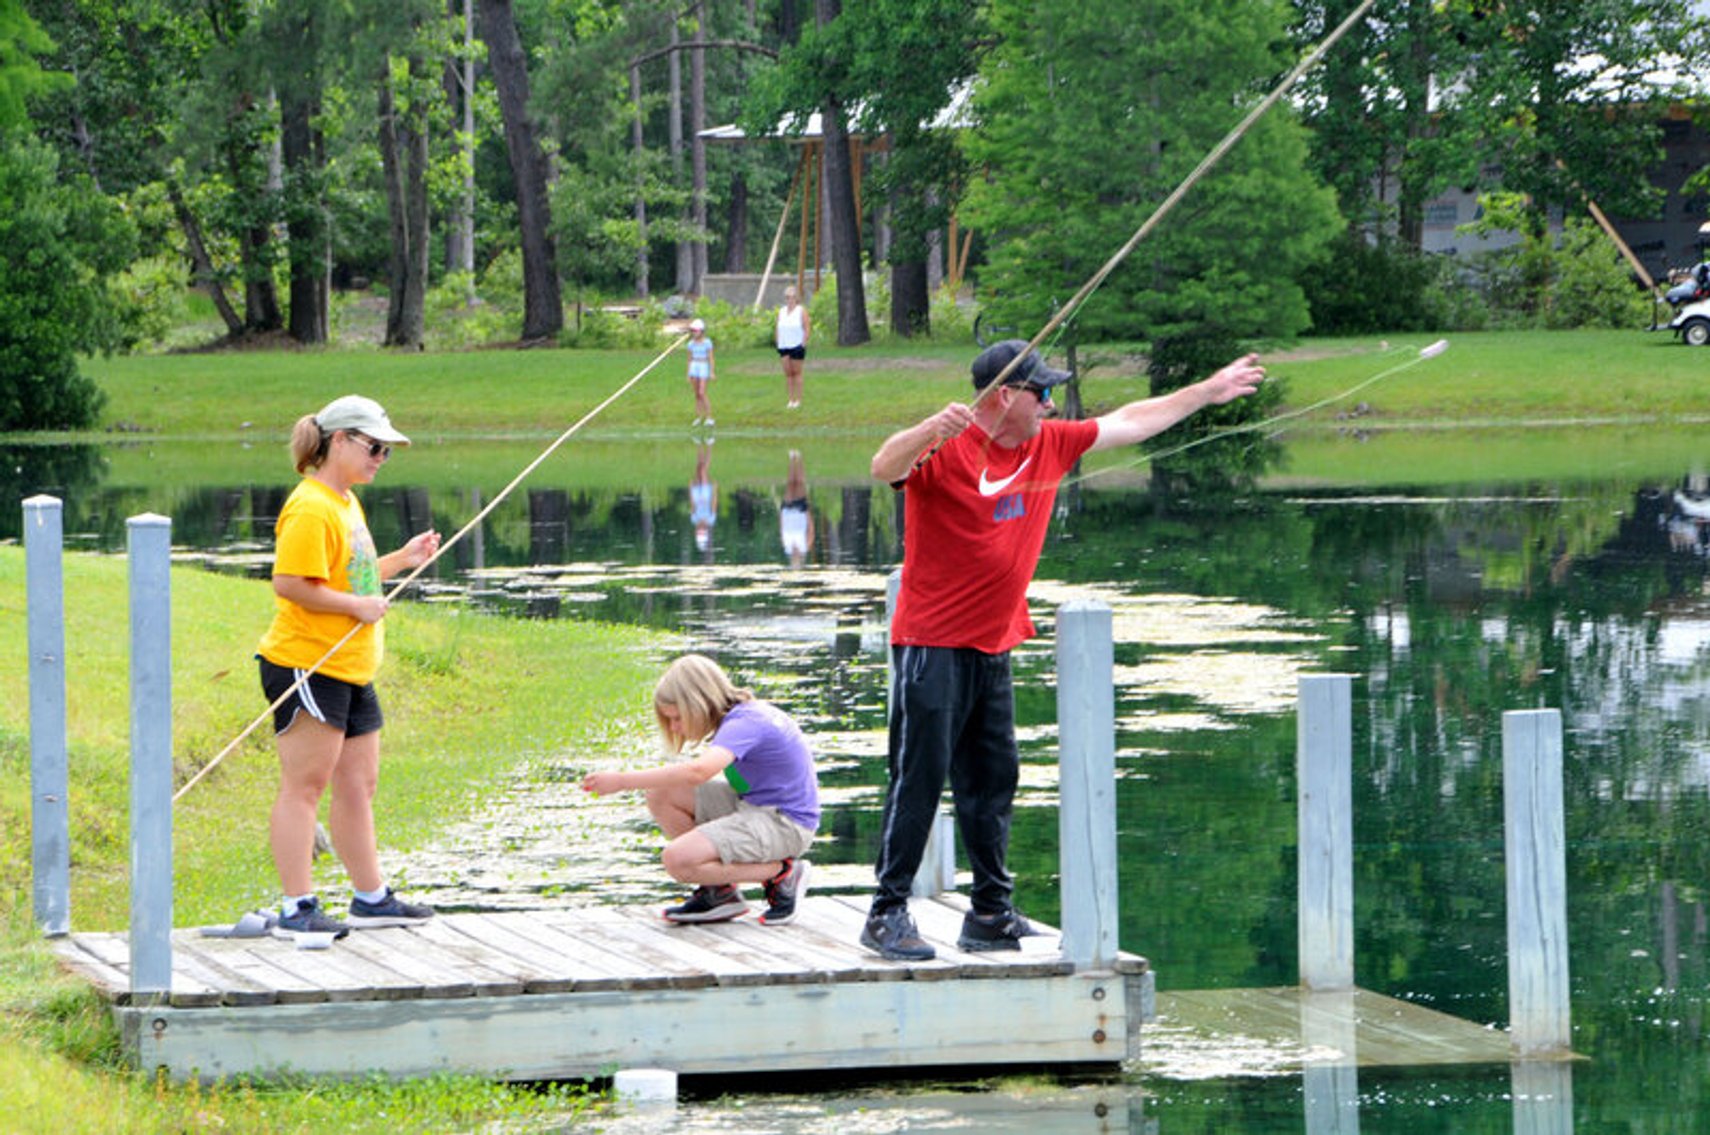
0, 548, 668, 1131
67, 329, 1710, 447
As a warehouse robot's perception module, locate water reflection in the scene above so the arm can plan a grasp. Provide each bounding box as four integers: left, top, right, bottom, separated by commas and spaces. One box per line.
15, 438, 1710, 1128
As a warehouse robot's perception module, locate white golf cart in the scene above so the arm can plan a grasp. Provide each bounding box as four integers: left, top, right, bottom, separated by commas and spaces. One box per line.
1671, 298, 1710, 346
1665, 259, 1710, 344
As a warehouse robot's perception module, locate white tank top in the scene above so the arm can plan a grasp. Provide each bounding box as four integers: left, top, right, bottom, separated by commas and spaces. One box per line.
776, 304, 806, 350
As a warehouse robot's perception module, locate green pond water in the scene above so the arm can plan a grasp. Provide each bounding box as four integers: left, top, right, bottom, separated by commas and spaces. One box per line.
10, 427, 1710, 1131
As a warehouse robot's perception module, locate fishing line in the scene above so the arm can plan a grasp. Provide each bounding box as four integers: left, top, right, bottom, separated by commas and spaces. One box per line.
1066, 339, 1451, 489
174, 334, 690, 803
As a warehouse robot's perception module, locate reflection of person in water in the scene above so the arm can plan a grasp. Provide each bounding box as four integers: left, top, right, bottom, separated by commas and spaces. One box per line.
1666, 486, 1710, 556
690, 440, 717, 556
780, 449, 814, 568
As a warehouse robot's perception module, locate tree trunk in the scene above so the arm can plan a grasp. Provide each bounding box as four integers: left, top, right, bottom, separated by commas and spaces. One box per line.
167, 181, 243, 338
280, 79, 329, 345
631, 63, 649, 297
815, 0, 867, 344
670, 21, 692, 294
690, 8, 708, 293
890, 258, 929, 338
725, 171, 748, 273
378, 68, 430, 348
478, 0, 563, 342
228, 136, 283, 335
444, 0, 476, 298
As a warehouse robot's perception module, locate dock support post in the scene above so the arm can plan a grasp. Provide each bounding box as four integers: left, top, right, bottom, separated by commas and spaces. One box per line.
1503, 708, 1571, 1056
886, 568, 955, 897
1511, 1061, 1573, 1134
1298, 674, 1354, 991
1056, 600, 1117, 972
128, 513, 173, 999
25, 495, 70, 937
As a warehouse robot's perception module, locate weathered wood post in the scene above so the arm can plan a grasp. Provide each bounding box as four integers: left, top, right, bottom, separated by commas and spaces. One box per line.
1056, 600, 1117, 972
1298, 674, 1354, 991
25, 495, 70, 937
1300, 989, 1360, 1133
885, 568, 956, 897
1511, 1060, 1573, 1135
128, 514, 173, 999
1503, 708, 1571, 1055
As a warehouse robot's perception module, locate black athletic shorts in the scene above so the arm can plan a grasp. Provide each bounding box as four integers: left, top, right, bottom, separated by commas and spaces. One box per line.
777, 345, 806, 360
258, 656, 383, 738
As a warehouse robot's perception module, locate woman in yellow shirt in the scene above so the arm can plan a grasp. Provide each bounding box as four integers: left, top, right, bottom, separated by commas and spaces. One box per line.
257, 395, 440, 938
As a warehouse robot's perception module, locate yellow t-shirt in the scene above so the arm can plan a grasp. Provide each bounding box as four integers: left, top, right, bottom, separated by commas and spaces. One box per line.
257, 477, 383, 684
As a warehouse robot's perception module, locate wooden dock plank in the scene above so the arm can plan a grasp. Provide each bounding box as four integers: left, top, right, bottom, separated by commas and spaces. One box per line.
184, 941, 336, 1005
1150, 988, 1524, 1071
479, 910, 691, 991
537, 908, 723, 990
577, 908, 796, 987
69, 932, 228, 1008
338, 927, 514, 998
51, 934, 149, 1006
686, 912, 878, 983
167, 938, 281, 1007
413, 914, 580, 993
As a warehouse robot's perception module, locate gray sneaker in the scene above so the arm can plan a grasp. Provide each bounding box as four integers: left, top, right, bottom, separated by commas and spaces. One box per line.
270, 897, 350, 940
759, 858, 812, 926
348, 888, 435, 928
957, 907, 1039, 952
860, 904, 936, 961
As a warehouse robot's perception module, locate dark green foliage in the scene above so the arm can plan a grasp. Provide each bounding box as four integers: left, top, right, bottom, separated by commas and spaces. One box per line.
0, 138, 134, 430
1301, 229, 1445, 335
963, 0, 1339, 346
1145, 324, 1284, 497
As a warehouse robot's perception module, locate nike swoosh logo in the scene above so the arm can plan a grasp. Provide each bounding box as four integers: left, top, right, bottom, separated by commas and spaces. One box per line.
978, 457, 1033, 497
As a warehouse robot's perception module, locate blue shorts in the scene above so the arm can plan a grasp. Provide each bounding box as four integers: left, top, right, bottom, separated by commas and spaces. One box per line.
258, 656, 383, 737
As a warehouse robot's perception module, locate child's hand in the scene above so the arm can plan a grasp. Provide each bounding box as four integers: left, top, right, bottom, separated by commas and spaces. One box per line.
581, 771, 626, 796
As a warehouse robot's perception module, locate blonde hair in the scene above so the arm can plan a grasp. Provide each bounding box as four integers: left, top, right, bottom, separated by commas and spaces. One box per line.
289, 413, 331, 475
654, 654, 751, 752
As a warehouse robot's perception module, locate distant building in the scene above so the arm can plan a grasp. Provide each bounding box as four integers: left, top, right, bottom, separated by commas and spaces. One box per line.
1412, 109, 1710, 279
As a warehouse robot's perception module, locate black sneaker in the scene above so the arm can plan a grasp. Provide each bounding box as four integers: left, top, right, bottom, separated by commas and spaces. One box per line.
759, 858, 812, 926
663, 884, 748, 924
270, 897, 350, 940
957, 907, 1039, 952
347, 888, 435, 928
860, 905, 936, 961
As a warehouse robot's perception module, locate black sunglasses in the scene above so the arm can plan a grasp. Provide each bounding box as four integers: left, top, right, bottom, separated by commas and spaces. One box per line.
1020, 382, 1053, 406
346, 431, 392, 459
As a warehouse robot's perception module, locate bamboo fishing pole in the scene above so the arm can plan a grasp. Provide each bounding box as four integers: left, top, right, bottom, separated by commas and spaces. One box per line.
174, 335, 690, 803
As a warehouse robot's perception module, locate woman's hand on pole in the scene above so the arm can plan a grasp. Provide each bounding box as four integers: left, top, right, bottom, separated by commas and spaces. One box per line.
400, 529, 441, 567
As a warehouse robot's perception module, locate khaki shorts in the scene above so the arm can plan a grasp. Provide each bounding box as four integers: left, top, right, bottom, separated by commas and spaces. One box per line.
695, 780, 814, 864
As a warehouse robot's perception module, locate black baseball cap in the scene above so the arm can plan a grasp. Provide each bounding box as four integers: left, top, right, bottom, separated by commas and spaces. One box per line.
970, 339, 1071, 392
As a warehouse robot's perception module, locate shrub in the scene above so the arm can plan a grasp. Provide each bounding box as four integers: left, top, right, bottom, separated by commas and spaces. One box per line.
1547, 218, 1655, 330
1301, 229, 1443, 336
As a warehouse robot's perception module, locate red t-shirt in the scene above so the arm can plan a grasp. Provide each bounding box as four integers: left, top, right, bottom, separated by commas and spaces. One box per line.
891, 418, 1099, 654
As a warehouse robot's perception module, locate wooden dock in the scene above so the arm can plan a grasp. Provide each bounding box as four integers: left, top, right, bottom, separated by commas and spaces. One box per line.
51, 894, 1152, 1082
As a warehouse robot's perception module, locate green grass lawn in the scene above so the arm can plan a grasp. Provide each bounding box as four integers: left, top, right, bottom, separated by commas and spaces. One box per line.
71, 329, 1710, 442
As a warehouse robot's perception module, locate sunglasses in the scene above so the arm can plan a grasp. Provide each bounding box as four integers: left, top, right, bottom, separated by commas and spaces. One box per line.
346, 431, 392, 460
1019, 382, 1053, 407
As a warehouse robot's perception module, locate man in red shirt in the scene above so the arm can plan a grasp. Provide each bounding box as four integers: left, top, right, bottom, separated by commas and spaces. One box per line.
861, 339, 1266, 960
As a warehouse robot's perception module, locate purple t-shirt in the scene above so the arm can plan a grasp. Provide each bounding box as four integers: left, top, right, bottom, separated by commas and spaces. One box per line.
711, 700, 819, 830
